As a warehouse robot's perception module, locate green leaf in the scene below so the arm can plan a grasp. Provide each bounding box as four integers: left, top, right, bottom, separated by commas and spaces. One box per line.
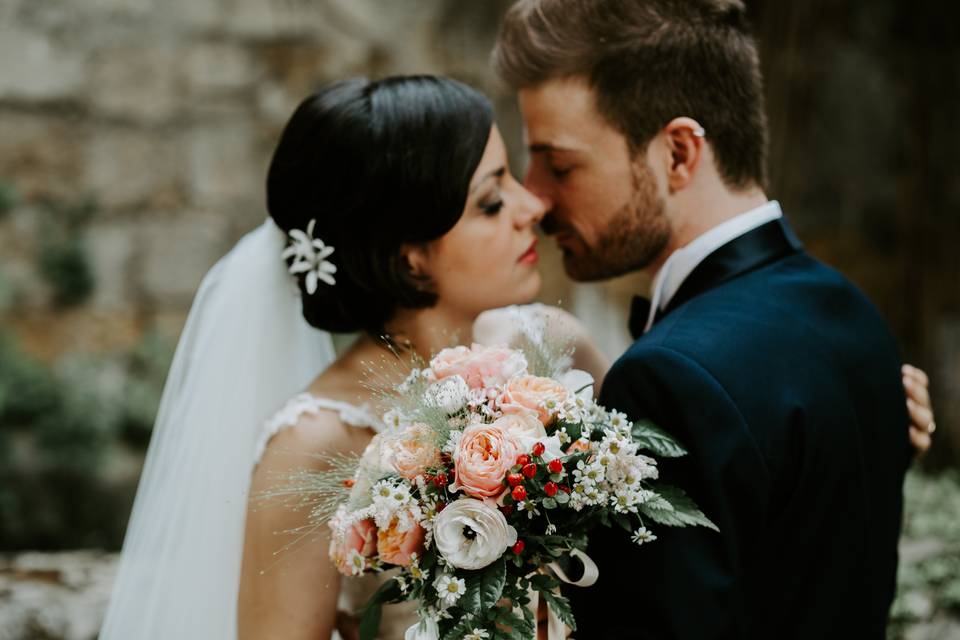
461, 558, 507, 614
541, 590, 577, 632
631, 419, 687, 457
442, 614, 478, 640
558, 420, 582, 442
359, 578, 404, 640
555, 490, 570, 505
641, 485, 718, 531
529, 573, 561, 592
358, 602, 382, 640
494, 604, 535, 639
542, 497, 557, 509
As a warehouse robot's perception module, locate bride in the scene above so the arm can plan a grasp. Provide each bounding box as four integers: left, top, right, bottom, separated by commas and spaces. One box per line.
100, 75, 936, 640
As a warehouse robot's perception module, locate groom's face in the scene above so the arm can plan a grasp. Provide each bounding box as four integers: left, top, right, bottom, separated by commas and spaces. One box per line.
519, 77, 671, 281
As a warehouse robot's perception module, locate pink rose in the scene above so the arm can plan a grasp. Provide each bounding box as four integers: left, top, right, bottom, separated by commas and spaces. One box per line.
429, 344, 528, 390
453, 421, 520, 498
329, 517, 377, 576
386, 423, 440, 480
376, 515, 426, 566
500, 375, 569, 425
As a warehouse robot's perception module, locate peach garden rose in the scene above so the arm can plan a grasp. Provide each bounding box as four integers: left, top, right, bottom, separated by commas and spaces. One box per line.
329, 516, 377, 576
376, 513, 426, 567
499, 374, 569, 425
386, 422, 441, 480
453, 421, 520, 498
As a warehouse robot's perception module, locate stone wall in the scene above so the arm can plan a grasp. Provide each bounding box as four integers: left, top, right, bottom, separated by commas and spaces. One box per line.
0, 0, 640, 366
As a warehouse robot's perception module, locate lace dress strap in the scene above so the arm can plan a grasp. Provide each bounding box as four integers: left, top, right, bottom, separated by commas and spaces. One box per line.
254, 393, 383, 464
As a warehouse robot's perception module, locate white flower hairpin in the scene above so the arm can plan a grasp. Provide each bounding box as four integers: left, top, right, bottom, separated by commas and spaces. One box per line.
282, 219, 337, 294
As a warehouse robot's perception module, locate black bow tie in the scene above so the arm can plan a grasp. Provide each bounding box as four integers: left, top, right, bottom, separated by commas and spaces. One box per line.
628, 295, 653, 340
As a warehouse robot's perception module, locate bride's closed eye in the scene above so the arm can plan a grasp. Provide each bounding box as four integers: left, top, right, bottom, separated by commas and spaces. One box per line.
480, 193, 504, 215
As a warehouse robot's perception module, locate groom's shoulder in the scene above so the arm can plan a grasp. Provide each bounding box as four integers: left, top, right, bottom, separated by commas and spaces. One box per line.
617, 252, 893, 371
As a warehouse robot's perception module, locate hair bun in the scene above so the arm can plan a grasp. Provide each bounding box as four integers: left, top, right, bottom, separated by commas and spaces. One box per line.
266, 76, 493, 335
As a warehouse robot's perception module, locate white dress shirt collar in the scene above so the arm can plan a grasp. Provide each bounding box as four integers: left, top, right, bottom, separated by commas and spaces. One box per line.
643, 200, 783, 334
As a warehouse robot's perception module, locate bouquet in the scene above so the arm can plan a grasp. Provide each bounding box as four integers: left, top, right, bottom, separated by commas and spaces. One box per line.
302, 339, 716, 640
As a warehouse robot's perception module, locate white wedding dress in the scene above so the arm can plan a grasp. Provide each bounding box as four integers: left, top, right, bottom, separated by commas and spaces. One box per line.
254, 393, 420, 639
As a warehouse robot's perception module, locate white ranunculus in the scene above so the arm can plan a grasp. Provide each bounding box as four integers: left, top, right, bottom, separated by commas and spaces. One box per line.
405, 616, 440, 640
433, 498, 518, 570
559, 368, 595, 401
424, 375, 471, 414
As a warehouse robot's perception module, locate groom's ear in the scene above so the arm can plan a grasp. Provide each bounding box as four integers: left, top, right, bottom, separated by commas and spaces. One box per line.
663, 117, 706, 192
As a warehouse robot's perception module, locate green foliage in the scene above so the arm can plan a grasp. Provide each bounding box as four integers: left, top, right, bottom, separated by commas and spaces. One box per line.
359, 578, 404, 640
888, 470, 960, 639
39, 238, 95, 308
36, 196, 98, 308
0, 180, 17, 218
639, 485, 719, 532
461, 557, 506, 614
631, 419, 688, 458
0, 328, 173, 550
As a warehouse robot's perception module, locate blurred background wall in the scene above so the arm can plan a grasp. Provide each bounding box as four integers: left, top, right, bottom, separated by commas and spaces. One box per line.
0, 0, 956, 637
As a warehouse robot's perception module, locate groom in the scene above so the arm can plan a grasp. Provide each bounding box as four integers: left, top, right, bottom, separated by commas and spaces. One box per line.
494, 1, 912, 638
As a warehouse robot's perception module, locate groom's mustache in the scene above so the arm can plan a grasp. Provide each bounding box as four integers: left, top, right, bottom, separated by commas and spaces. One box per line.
540, 214, 566, 236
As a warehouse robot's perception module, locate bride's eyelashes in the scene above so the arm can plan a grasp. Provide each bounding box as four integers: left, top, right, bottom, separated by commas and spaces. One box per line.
549, 164, 573, 180
480, 194, 504, 215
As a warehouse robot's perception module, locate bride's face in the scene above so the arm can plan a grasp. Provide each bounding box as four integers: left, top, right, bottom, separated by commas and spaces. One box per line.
413, 126, 547, 318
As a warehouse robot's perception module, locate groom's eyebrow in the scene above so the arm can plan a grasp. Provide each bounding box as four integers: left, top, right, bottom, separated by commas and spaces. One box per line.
529, 143, 580, 154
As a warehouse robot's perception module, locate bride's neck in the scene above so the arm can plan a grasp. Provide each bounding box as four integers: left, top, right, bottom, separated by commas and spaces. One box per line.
382, 304, 475, 362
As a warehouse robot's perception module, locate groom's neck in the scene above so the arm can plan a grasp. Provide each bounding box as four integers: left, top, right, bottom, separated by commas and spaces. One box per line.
646, 180, 769, 276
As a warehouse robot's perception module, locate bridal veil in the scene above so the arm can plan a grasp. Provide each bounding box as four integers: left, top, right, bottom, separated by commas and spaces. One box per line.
100, 219, 336, 638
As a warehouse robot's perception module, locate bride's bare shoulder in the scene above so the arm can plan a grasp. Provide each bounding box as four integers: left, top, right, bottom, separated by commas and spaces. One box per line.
265, 410, 366, 469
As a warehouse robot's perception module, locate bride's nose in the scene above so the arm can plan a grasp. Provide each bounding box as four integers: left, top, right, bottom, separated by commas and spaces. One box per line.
514, 184, 548, 228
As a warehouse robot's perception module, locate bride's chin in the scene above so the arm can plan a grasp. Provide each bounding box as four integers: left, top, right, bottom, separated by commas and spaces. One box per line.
513, 271, 542, 305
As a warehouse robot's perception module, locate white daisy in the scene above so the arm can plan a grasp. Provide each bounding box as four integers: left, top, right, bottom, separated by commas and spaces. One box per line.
464, 630, 491, 640
434, 574, 467, 607
632, 526, 657, 546
346, 549, 366, 576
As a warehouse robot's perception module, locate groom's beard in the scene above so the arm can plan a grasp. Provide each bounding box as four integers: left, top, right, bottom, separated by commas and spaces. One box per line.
559, 162, 670, 282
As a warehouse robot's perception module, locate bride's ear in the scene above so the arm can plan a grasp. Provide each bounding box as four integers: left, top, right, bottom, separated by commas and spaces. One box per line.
400, 243, 430, 283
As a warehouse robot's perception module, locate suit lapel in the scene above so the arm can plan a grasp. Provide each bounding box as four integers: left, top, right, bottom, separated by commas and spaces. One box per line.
628, 217, 804, 339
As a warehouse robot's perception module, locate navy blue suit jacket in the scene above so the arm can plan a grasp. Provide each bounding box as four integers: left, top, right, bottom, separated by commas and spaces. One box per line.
569, 218, 911, 639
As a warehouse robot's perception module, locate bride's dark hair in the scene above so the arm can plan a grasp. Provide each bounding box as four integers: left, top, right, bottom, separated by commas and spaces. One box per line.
267, 75, 494, 334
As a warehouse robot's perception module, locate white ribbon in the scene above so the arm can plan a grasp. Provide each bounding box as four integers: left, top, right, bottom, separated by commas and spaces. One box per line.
529, 550, 599, 640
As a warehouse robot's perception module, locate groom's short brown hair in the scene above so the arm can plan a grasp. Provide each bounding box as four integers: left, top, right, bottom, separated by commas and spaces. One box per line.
493, 0, 768, 190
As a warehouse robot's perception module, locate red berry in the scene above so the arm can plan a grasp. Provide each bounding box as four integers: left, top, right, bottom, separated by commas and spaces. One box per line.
507, 473, 524, 487
436, 501, 447, 512
544, 481, 559, 497
516, 454, 530, 467
511, 485, 527, 501
522, 463, 537, 479
559, 484, 571, 494
512, 540, 526, 555
433, 473, 448, 488
499, 504, 514, 517
548, 459, 563, 474
532, 442, 546, 457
